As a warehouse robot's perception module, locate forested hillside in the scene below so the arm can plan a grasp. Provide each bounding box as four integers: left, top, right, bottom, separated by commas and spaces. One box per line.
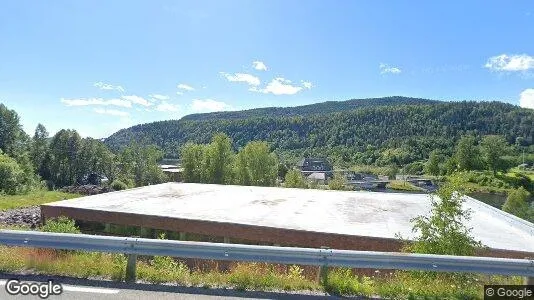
104, 98, 534, 166
181, 96, 437, 121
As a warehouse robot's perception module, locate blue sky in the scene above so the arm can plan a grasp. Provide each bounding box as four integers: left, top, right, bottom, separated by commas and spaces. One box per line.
1, 0, 534, 138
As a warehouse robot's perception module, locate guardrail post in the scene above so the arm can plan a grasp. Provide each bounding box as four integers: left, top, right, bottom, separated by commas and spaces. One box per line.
525, 257, 534, 285
318, 246, 330, 286
125, 254, 137, 282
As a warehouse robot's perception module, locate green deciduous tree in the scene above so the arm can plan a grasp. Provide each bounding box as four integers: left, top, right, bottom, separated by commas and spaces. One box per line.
31, 123, 49, 177
284, 169, 307, 188
407, 175, 482, 256
47, 129, 82, 187
455, 135, 480, 171
118, 142, 167, 187
181, 143, 206, 183
480, 135, 508, 175
424, 150, 441, 176
0, 104, 24, 157
202, 133, 235, 184
234, 141, 278, 186
502, 187, 530, 220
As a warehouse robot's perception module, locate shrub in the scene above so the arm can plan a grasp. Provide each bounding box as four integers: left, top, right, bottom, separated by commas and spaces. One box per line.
0, 153, 27, 195
502, 187, 531, 220
324, 268, 374, 296
41, 216, 80, 234
110, 180, 128, 191
284, 169, 307, 188
328, 174, 347, 190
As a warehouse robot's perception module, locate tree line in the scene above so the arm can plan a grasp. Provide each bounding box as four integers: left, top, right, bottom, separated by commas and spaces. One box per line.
0, 104, 167, 195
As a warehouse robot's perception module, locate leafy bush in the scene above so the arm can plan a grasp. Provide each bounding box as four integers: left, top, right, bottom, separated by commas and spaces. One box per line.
284, 169, 307, 188
110, 180, 128, 191
0, 153, 29, 195
41, 216, 80, 234
502, 187, 531, 220
328, 174, 347, 190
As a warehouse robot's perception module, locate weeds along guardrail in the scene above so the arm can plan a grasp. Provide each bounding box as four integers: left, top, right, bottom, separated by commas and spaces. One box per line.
0, 229, 533, 284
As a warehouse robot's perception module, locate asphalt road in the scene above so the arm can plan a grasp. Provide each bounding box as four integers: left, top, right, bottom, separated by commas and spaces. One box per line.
0, 274, 363, 300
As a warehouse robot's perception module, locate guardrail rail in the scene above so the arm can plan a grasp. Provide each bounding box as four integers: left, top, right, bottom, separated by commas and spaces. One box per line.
0, 229, 533, 284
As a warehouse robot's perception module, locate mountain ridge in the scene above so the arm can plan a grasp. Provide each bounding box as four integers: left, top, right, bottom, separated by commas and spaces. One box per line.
104, 96, 533, 165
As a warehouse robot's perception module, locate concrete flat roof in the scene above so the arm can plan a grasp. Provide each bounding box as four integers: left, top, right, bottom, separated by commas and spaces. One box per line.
43, 183, 534, 253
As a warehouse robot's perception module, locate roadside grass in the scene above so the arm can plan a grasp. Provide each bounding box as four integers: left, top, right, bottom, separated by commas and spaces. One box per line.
0, 190, 80, 211
0, 245, 522, 298
386, 180, 424, 192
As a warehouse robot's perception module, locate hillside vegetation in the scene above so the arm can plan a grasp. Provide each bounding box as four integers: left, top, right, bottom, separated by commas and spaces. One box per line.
104, 97, 534, 165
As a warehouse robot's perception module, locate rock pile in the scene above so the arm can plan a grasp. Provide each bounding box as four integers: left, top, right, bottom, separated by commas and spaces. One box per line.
0, 206, 41, 228
60, 185, 113, 195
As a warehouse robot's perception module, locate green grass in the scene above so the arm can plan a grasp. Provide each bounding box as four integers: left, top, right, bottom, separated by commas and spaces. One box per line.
0, 190, 80, 211
0, 245, 522, 297
386, 180, 425, 192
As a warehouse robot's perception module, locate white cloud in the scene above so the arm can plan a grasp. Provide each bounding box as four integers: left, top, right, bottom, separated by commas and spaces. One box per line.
301, 80, 313, 89
485, 54, 534, 72
250, 77, 303, 95
121, 95, 151, 107
149, 94, 170, 101
176, 91, 183, 95
379, 63, 402, 74
156, 101, 180, 112
94, 82, 125, 93
190, 99, 231, 112
252, 61, 268, 71
519, 89, 534, 109
177, 83, 195, 91
61, 97, 132, 108
94, 108, 129, 117
220, 72, 260, 86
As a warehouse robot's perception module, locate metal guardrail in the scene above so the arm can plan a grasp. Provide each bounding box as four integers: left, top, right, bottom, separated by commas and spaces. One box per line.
0, 230, 533, 283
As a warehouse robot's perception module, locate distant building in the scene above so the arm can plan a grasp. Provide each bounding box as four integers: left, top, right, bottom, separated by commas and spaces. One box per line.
296, 158, 334, 179
159, 164, 183, 182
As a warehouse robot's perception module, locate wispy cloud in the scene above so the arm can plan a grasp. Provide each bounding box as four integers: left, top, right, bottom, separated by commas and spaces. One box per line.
520, 89, 534, 109
301, 80, 313, 89
220, 72, 260, 86
61, 97, 131, 108
252, 61, 268, 71
121, 95, 152, 107
176, 91, 184, 95
149, 94, 170, 101
177, 83, 195, 91
485, 54, 534, 72
190, 99, 231, 112
94, 108, 129, 117
250, 77, 304, 95
156, 101, 180, 112
379, 63, 402, 74
94, 82, 125, 93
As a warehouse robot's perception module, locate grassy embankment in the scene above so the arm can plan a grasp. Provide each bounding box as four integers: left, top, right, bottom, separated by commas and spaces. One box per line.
0, 190, 80, 211
0, 245, 522, 298
460, 170, 533, 195
386, 180, 425, 192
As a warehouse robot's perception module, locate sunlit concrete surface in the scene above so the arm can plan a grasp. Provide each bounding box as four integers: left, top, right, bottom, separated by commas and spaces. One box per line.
43, 183, 534, 253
